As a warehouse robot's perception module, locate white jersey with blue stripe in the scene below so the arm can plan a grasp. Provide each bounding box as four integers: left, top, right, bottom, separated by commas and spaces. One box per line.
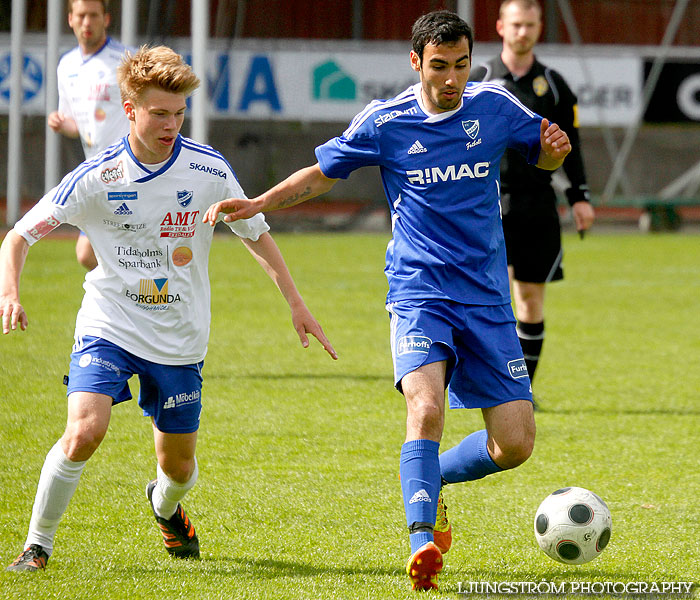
57, 37, 131, 158
315, 82, 543, 305
14, 134, 269, 365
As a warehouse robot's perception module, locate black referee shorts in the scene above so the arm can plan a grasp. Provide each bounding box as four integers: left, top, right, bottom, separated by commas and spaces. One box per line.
501, 191, 563, 284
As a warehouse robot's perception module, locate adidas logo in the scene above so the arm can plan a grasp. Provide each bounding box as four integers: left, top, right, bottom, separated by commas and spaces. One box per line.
408, 140, 428, 154
409, 489, 432, 504
114, 202, 133, 216
163, 396, 176, 410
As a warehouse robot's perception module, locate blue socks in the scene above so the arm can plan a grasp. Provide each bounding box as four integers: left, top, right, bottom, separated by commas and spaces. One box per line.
400, 432, 503, 553
439, 429, 503, 484
400, 439, 441, 554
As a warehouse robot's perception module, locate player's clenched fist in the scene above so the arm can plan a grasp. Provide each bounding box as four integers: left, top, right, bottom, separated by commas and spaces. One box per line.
540, 118, 571, 161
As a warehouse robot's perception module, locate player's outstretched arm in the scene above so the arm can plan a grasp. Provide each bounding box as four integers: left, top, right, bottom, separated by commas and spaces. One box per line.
203, 164, 338, 226
0, 231, 30, 334
240, 232, 338, 360
536, 119, 571, 171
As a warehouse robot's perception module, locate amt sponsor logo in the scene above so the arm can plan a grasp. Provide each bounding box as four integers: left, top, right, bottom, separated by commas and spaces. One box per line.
508, 358, 529, 379
397, 335, 432, 355
160, 211, 200, 238
407, 162, 490, 184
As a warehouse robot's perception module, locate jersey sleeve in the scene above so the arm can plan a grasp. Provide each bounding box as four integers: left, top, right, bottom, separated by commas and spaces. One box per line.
220, 213, 270, 241
13, 199, 64, 246
13, 169, 91, 245
314, 116, 381, 179
478, 84, 543, 165
507, 104, 543, 166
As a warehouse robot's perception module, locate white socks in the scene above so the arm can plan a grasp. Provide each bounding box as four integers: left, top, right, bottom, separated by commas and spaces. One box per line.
25, 442, 87, 554
151, 458, 198, 520
22, 442, 198, 553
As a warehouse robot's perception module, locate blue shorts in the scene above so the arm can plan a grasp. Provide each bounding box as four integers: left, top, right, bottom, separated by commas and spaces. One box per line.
387, 300, 532, 409
66, 336, 203, 434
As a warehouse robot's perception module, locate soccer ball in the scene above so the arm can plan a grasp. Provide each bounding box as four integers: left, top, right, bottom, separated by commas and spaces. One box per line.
534, 487, 612, 565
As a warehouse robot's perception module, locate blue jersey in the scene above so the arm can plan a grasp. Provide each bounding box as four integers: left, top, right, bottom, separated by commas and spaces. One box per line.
315, 82, 543, 305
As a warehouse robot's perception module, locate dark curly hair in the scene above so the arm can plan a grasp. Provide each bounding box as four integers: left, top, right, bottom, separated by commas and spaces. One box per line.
411, 10, 474, 63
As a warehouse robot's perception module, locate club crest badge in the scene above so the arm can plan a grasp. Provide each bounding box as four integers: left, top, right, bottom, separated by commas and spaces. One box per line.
462, 120, 480, 140
177, 190, 193, 208
533, 75, 549, 97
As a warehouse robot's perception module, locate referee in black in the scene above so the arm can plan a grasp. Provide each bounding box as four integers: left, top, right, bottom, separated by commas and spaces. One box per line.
469, 0, 595, 386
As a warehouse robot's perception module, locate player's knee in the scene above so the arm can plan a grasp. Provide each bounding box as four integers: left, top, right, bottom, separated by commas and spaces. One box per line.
517, 300, 542, 323
61, 427, 105, 461
407, 400, 444, 437
497, 434, 535, 469
160, 458, 197, 484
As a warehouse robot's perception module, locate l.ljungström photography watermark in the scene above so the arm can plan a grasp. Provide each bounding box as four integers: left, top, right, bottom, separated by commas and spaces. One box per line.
457, 580, 697, 597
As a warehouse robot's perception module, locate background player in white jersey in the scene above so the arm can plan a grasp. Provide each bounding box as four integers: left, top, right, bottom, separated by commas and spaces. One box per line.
1, 45, 337, 572
49, 0, 130, 270
203, 11, 571, 592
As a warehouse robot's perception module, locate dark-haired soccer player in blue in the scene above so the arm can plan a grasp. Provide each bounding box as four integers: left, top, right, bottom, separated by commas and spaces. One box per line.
204, 10, 571, 592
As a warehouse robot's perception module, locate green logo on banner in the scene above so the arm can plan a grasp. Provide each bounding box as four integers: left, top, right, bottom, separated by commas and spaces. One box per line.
313, 61, 356, 101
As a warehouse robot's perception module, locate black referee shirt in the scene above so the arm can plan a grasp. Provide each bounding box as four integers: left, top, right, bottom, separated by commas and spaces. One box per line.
469, 55, 589, 205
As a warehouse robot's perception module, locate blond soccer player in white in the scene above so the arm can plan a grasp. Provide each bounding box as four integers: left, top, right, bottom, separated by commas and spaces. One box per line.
1, 45, 337, 572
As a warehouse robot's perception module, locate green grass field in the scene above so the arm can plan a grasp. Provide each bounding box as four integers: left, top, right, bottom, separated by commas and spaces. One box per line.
0, 231, 698, 599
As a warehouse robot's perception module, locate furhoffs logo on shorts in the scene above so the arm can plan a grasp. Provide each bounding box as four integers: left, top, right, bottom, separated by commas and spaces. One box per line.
508, 358, 529, 379
397, 335, 432, 356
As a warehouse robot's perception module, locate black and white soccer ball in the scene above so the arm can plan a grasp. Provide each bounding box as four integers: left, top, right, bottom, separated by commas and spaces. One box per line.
534, 487, 612, 564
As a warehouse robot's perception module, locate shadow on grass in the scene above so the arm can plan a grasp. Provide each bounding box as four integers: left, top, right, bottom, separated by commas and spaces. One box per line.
206, 372, 393, 383
124, 554, 403, 580
535, 406, 700, 417
452, 566, 687, 580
